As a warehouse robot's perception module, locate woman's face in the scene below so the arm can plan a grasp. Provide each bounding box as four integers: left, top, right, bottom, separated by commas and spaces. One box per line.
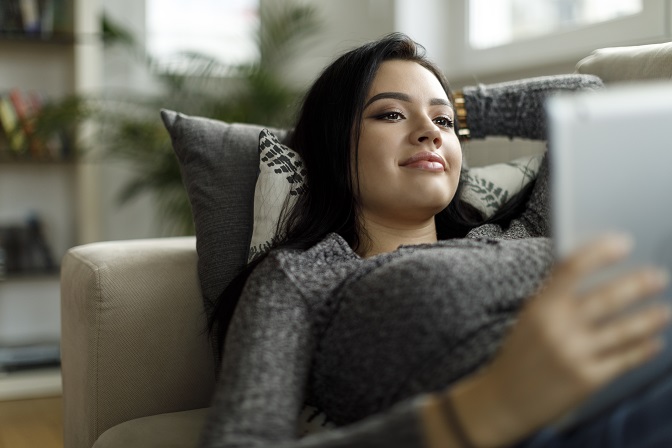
354, 60, 462, 227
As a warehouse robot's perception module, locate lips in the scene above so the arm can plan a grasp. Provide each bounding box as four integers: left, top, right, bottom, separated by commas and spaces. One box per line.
399, 151, 446, 171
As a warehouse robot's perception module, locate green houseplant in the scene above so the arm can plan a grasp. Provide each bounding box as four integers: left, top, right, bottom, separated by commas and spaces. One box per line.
16, 1, 320, 234
93, 1, 322, 235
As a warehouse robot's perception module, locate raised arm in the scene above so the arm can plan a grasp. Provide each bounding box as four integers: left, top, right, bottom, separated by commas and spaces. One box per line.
460, 74, 604, 141
463, 74, 604, 239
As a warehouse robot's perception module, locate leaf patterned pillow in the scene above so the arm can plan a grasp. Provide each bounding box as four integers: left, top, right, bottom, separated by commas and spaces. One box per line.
462, 154, 543, 219
251, 130, 543, 261
248, 129, 307, 262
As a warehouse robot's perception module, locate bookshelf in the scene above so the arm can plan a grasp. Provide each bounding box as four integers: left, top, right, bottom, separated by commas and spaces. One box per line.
0, 367, 61, 400
0, 0, 102, 399
0, 32, 76, 44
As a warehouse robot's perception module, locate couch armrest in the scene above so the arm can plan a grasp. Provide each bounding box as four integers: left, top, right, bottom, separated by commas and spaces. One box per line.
575, 41, 672, 83
61, 237, 216, 448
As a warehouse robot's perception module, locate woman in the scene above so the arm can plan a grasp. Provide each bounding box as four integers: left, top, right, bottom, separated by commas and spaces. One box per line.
199, 33, 670, 447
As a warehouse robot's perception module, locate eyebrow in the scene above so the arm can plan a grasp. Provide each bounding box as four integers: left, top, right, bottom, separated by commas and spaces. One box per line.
364, 92, 451, 109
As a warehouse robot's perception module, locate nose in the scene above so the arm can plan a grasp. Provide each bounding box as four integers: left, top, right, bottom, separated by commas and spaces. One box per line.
411, 118, 442, 149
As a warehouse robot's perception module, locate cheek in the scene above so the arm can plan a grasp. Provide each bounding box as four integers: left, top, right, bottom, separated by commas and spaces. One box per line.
352, 130, 391, 189
353, 150, 386, 200
446, 138, 463, 173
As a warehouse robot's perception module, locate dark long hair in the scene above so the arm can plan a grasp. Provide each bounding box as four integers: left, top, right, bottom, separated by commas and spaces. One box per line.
209, 33, 534, 356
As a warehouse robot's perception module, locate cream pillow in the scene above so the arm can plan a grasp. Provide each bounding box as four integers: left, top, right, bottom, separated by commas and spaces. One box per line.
462, 154, 544, 219
248, 129, 306, 261
250, 130, 542, 260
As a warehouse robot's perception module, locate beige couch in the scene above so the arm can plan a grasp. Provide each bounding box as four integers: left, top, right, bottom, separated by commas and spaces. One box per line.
61, 237, 213, 448
61, 42, 672, 448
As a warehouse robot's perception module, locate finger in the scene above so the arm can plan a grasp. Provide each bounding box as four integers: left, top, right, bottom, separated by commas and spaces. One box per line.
593, 336, 665, 383
553, 234, 634, 290
591, 303, 671, 356
581, 268, 670, 324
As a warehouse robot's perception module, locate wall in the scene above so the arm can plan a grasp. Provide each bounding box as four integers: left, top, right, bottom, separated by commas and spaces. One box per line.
395, 0, 450, 73
272, 0, 396, 90
98, 0, 164, 241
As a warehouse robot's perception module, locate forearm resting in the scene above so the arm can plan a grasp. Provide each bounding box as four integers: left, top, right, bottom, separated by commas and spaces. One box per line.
421, 371, 533, 448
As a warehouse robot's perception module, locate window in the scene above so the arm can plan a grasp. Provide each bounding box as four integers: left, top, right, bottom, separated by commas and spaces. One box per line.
470, 0, 643, 49
441, 0, 668, 79
146, 0, 259, 74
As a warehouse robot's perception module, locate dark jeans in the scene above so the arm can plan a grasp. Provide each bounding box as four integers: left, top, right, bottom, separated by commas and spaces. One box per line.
517, 372, 672, 447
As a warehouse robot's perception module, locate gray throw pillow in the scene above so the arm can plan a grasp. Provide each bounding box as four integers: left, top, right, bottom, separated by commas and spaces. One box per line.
161, 111, 542, 320
160, 109, 289, 317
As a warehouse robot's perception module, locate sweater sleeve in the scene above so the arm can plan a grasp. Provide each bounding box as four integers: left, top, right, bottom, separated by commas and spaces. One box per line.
198, 254, 431, 448
463, 74, 606, 240
461, 74, 604, 141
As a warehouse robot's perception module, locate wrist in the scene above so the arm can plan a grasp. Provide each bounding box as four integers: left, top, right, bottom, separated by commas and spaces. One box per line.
421, 394, 473, 448
446, 369, 531, 448
453, 91, 471, 141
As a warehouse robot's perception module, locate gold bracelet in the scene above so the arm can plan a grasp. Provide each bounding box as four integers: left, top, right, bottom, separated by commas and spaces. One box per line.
440, 393, 475, 448
453, 91, 471, 141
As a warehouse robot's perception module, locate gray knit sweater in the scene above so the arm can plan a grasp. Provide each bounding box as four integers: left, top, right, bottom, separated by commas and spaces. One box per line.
199, 75, 604, 448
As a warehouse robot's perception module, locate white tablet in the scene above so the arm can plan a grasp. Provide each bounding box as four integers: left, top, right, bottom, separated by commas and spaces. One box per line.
548, 81, 672, 429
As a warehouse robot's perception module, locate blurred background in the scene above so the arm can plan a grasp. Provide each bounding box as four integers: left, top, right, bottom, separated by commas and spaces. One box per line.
0, 0, 668, 444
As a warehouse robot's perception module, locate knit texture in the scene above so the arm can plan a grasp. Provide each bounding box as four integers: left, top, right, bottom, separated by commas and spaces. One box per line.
198, 74, 602, 448
199, 154, 554, 448
463, 74, 603, 140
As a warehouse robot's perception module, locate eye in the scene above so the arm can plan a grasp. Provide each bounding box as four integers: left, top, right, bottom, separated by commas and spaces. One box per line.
433, 116, 454, 128
376, 111, 405, 121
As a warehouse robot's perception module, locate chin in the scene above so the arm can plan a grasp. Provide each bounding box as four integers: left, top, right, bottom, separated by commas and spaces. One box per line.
418, 192, 455, 211
414, 199, 454, 217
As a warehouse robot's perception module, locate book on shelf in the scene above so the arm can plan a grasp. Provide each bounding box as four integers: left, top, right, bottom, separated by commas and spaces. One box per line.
39, 0, 55, 36
0, 339, 60, 373
8, 88, 36, 152
19, 0, 40, 34
0, 212, 56, 276
0, 88, 70, 161
0, 93, 26, 155
51, 0, 73, 36
0, 1, 24, 34
0, 0, 72, 38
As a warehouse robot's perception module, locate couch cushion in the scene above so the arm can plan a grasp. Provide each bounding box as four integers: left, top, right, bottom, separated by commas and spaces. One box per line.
92, 408, 209, 448
91, 404, 339, 447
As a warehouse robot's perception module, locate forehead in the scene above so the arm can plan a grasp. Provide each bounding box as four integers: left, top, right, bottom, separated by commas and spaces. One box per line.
368, 60, 447, 100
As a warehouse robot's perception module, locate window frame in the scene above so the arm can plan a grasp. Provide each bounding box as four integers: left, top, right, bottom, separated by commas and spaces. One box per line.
443, 0, 669, 79
145, 0, 260, 76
